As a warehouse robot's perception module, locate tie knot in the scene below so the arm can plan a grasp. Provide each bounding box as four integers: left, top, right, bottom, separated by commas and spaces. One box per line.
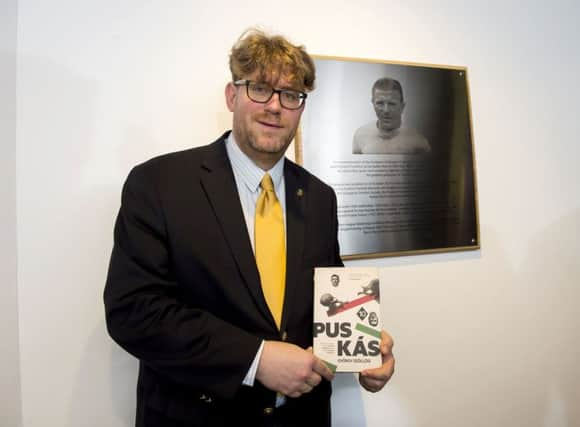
260, 174, 275, 192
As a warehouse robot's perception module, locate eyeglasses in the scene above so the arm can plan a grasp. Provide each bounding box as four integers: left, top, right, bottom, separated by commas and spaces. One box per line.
233, 80, 307, 110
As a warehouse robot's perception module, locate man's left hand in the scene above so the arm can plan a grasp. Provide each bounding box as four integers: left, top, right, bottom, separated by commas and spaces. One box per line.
358, 330, 395, 392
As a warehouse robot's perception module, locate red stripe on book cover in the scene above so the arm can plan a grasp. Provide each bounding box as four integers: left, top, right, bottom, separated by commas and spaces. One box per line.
327, 294, 376, 316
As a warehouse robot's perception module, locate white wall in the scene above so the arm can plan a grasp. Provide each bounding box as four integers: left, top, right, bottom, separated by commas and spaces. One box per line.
1, 0, 22, 425
15, 1, 580, 426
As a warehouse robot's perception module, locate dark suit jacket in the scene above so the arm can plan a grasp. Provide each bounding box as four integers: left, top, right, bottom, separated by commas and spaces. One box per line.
104, 132, 343, 427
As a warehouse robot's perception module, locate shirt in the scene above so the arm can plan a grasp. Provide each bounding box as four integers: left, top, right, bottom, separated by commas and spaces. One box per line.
225, 134, 286, 407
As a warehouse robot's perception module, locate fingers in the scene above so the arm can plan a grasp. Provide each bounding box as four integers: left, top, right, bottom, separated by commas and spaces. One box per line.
313, 357, 335, 381
257, 342, 334, 399
359, 352, 395, 393
299, 375, 318, 394
305, 372, 322, 388
358, 330, 395, 393
308, 346, 335, 380
381, 330, 394, 354
359, 375, 386, 393
284, 367, 322, 398
360, 371, 391, 392
363, 353, 395, 380
289, 355, 329, 398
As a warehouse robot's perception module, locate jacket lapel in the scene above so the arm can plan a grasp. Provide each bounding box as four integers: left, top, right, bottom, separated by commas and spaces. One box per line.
199, 137, 273, 324
280, 162, 307, 333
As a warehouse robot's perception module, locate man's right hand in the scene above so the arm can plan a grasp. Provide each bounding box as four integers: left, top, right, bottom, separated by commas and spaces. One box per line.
256, 341, 335, 398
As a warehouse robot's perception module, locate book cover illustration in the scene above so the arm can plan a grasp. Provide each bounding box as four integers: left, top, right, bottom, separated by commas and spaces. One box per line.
313, 267, 382, 372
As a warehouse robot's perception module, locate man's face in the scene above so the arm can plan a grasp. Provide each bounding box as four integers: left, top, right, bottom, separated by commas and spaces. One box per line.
372, 89, 405, 132
225, 70, 304, 169
331, 275, 339, 287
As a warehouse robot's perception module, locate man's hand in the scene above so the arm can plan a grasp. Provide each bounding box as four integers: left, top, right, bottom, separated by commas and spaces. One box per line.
359, 330, 395, 392
256, 341, 335, 398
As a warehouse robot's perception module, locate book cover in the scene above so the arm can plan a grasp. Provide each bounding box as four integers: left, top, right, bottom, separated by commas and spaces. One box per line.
313, 267, 382, 372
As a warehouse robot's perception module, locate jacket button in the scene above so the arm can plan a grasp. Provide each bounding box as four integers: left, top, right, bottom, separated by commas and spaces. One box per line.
263, 407, 274, 415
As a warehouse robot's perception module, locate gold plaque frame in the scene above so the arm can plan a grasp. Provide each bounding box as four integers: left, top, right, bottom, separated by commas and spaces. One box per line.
295, 55, 480, 259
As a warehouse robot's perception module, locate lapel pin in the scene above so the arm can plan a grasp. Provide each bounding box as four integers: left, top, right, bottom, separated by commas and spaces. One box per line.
296, 188, 304, 197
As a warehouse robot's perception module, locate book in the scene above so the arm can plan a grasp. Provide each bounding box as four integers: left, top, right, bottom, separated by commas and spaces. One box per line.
313, 267, 382, 372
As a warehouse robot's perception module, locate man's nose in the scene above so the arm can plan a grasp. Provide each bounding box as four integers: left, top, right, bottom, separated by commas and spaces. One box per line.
264, 92, 283, 112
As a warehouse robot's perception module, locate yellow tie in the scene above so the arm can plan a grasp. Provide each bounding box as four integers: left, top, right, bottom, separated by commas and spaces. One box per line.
255, 174, 286, 329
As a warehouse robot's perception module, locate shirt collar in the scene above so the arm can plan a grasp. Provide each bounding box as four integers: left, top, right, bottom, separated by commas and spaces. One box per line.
226, 133, 285, 193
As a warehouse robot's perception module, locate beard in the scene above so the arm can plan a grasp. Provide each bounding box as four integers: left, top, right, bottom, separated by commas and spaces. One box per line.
248, 127, 295, 154
234, 112, 297, 157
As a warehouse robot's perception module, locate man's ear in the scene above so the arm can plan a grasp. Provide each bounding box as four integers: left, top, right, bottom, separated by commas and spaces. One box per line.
225, 82, 237, 112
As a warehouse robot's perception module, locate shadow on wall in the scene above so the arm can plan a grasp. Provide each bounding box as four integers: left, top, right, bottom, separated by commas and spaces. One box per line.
519, 208, 580, 426
68, 216, 580, 427
332, 373, 367, 426
68, 326, 137, 427
16, 52, 159, 427
389, 218, 580, 427
22, 49, 579, 426
16, 50, 364, 427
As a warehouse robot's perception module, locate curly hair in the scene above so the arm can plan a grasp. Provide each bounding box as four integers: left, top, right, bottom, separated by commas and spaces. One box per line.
229, 29, 315, 91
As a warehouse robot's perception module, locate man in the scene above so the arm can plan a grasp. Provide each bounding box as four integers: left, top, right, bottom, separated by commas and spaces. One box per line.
353, 77, 431, 154
330, 274, 340, 287
104, 29, 394, 427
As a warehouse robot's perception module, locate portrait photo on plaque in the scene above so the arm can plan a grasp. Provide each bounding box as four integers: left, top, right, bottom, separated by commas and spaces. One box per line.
297, 56, 479, 259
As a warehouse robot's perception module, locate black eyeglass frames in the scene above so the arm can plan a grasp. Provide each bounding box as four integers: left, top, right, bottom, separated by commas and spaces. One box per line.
233, 80, 307, 110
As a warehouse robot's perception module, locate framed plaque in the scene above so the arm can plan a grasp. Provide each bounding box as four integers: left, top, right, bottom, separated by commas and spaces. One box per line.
296, 56, 479, 259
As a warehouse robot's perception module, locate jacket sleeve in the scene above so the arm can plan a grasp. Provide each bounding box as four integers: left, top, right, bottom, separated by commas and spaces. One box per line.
103, 164, 262, 400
